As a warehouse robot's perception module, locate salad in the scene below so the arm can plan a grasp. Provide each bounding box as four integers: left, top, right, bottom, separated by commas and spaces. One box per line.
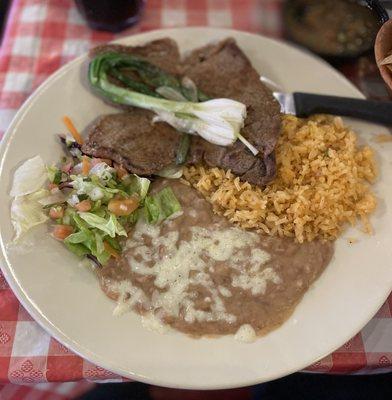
10, 117, 181, 266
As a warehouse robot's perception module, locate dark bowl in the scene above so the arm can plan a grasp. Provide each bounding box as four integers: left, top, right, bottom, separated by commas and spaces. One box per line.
283, 0, 389, 61
375, 19, 392, 92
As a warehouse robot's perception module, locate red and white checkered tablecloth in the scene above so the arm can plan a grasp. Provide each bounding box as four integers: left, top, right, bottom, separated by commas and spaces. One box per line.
0, 0, 391, 399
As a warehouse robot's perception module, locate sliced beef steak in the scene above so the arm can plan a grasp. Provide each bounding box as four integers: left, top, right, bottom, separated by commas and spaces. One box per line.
183, 38, 281, 186
83, 38, 281, 186
81, 111, 181, 176
83, 38, 182, 175
90, 38, 181, 75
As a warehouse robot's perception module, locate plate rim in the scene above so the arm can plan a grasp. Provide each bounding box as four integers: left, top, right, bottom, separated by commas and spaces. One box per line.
0, 27, 389, 389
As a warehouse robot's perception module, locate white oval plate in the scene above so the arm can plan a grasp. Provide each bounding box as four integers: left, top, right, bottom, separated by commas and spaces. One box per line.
0, 28, 391, 390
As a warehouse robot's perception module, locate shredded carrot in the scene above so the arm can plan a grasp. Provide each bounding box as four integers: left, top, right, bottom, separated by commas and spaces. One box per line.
82, 156, 90, 176
104, 241, 120, 259
62, 115, 84, 145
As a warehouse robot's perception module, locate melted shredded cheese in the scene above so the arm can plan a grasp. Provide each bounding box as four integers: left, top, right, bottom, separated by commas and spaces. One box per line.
112, 280, 148, 316
141, 312, 169, 334
111, 218, 279, 329
234, 324, 257, 343
232, 267, 281, 295
218, 286, 232, 297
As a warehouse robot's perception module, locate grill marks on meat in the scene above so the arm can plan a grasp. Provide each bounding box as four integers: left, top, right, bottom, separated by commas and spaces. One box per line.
183, 39, 281, 186
83, 38, 282, 186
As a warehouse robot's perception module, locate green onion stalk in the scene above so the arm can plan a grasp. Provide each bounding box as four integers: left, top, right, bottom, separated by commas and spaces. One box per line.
88, 52, 259, 156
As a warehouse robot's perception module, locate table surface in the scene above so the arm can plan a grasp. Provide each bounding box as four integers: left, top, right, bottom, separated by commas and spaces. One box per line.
0, 0, 391, 389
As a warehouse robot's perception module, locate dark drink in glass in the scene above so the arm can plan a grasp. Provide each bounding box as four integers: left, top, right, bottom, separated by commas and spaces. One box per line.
75, 0, 145, 33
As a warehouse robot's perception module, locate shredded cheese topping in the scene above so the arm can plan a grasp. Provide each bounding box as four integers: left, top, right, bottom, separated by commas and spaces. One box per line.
110, 217, 280, 330
234, 324, 257, 343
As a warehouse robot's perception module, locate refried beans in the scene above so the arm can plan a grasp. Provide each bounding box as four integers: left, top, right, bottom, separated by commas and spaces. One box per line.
97, 179, 333, 339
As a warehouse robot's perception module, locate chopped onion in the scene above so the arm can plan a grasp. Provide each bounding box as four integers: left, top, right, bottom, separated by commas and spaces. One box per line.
67, 194, 80, 206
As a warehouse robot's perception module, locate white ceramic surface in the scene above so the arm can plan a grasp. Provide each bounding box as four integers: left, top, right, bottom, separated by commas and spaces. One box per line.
0, 28, 391, 389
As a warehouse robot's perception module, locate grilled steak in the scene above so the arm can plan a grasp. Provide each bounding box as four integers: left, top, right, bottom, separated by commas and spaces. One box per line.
183, 38, 281, 186
90, 38, 181, 75
82, 38, 282, 186
83, 39, 183, 175
82, 110, 181, 176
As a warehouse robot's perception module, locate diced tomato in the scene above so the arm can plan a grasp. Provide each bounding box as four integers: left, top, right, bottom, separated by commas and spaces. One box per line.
52, 224, 73, 240
108, 197, 139, 216
49, 207, 64, 219
75, 199, 92, 212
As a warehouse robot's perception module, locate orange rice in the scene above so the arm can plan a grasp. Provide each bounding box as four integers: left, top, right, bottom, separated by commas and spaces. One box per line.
183, 115, 377, 243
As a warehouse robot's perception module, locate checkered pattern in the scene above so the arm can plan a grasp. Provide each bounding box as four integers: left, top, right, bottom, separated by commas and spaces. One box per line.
0, 381, 94, 400
0, 0, 391, 398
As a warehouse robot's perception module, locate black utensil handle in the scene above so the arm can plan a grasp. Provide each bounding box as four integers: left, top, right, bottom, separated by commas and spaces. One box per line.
293, 92, 392, 126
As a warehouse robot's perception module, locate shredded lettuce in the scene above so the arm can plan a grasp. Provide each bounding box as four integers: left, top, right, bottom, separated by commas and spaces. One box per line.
47, 165, 62, 184
64, 229, 90, 244
126, 209, 140, 226
10, 156, 50, 240
38, 191, 66, 207
71, 175, 130, 202
144, 187, 181, 224
155, 187, 182, 217
94, 231, 105, 255
144, 196, 161, 224
89, 162, 115, 183
64, 241, 90, 257
64, 221, 111, 264
78, 212, 127, 238
65, 237, 110, 264
105, 236, 122, 251
11, 189, 49, 240
126, 174, 150, 199
71, 176, 113, 202
9, 151, 183, 265
10, 155, 47, 197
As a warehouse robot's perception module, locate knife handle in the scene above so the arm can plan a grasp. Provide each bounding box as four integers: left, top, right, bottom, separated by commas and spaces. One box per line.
293, 92, 392, 126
